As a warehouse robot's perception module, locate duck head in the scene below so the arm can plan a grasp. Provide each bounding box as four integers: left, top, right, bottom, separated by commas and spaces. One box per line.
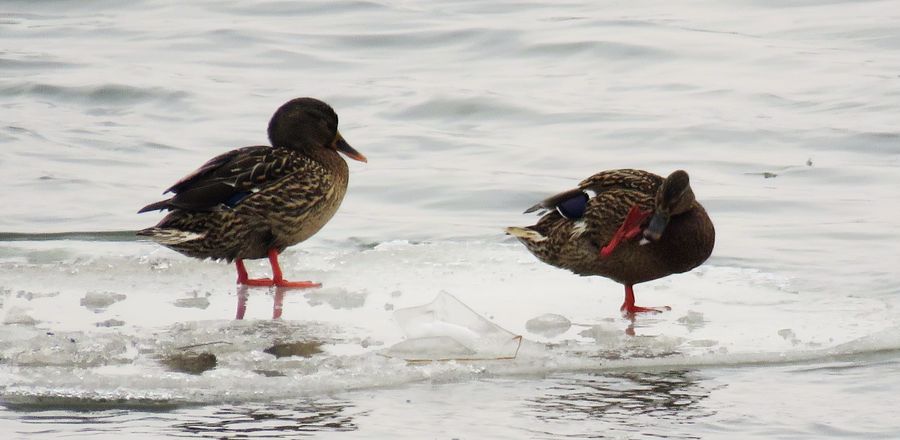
267, 97, 367, 162
642, 170, 695, 242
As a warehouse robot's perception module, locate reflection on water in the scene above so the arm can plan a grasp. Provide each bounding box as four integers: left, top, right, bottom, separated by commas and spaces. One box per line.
8, 400, 360, 438
170, 400, 360, 438
18, 409, 135, 425
235, 285, 291, 320
526, 370, 714, 439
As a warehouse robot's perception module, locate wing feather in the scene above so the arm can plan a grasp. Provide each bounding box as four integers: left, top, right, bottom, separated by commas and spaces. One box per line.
138, 146, 316, 213
582, 189, 654, 240
577, 169, 663, 195
524, 169, 663, 219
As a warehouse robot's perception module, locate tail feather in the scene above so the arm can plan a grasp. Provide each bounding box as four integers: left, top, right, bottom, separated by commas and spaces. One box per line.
136, 227, 206, 245
137, 199, 172, 213
505, 226, 547, 242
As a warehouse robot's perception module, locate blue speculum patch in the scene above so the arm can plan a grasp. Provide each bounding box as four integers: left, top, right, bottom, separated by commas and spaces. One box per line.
556, 191, 588, 220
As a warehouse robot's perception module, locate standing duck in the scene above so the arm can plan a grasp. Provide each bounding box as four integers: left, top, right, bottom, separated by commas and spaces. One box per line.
506, 169, 714, 315
138, 97, 367, 289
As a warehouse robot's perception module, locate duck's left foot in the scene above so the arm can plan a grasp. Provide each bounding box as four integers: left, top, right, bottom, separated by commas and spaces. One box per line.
240, 277, 275, 287
275, 280, 321, 289
234, 250, 322, 289
237, 277, 321, 289
600, 205, 652, 258
620, 303, 671, 315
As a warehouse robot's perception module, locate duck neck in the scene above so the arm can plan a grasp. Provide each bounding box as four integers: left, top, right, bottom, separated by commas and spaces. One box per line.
294, 146, 349, 180
660, 205, 715, 273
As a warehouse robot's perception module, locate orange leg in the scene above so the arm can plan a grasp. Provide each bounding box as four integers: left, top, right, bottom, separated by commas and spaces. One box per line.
600, 205, 652, 258
235, 249, 321, 289
620, 284, 670, 316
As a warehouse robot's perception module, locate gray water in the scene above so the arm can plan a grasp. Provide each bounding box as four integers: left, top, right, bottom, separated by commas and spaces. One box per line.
2, 0, 900, 438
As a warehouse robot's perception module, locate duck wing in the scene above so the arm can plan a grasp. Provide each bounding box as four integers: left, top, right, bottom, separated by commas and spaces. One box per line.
577, 169, 663, 195
582, 188, 655, 240
138, 146, 322, 213
524, 169, 663, 219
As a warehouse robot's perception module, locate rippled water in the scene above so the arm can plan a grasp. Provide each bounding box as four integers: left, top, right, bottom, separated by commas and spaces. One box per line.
2, 0, 900, 438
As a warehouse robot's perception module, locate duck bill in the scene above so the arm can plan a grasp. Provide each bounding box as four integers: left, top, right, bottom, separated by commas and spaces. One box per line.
641, 212, 669, 243
334, 133, 367, 163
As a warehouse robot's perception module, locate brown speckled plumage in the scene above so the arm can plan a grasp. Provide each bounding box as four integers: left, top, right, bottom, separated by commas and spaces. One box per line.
508, 169, 715, 313
137, 97, 366, 264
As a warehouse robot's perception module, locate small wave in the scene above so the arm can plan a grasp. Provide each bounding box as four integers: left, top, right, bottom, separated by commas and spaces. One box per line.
391, 96, 541, 121
804, 130, 900, 155
255, 48, 355, 70
323, 26, 518, 53
0, 57, 76, 70
0, 83, 189, 105
217, 0, 388, 17
520, 40, 670, 60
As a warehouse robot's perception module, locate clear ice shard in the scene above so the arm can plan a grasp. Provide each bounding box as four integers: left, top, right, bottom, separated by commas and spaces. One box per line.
385, 292, 522, 362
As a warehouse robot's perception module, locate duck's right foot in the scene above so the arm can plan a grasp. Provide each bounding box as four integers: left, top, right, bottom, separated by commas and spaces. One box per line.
600, 205, 651, 258
238, 278, 321, 289
620, 303, 671, 316
619, 283, 670, 316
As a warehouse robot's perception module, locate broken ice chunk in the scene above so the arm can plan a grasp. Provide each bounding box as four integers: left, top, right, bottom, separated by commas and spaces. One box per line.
385, 292, 522, 362
387, 336, 476, 359
3, 306, 38, 326
80, 291, 126, 313
264, 341, 324, 358
173, 297, 210, 309
160, 352, 217, 375
525, 313, 572, 337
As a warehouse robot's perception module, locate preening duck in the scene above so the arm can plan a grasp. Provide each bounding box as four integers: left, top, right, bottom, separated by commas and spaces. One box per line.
507, 169, 715, 315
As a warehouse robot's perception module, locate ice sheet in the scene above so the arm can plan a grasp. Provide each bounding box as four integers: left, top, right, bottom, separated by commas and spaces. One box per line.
1, 239, 898, 406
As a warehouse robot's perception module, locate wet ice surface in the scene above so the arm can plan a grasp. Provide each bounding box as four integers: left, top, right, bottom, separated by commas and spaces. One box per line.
3, 239, 900, 439
1, 240, 899, 439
